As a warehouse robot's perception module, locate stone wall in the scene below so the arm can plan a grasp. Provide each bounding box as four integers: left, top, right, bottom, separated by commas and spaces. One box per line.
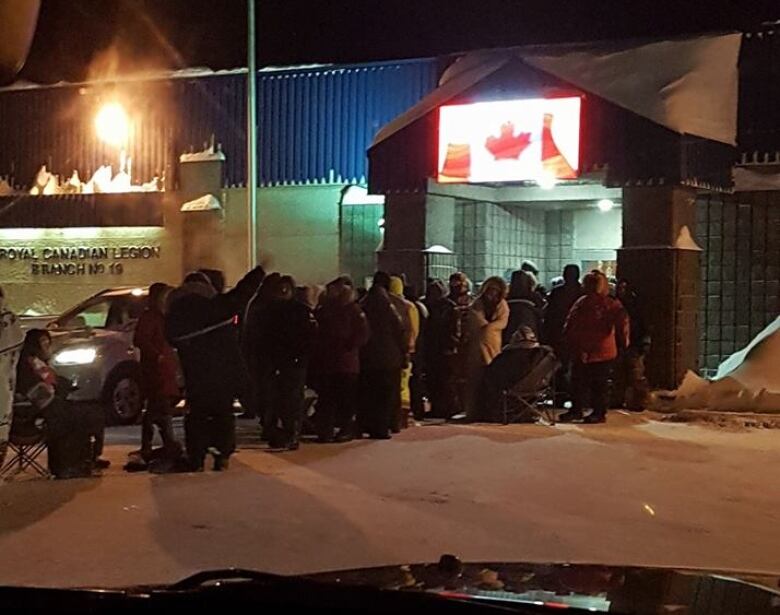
543, 210, 575, 285
451, 201, 620, 289
0, 181, 353, 316
454, 201, 545, 284
0, 193, 184, 316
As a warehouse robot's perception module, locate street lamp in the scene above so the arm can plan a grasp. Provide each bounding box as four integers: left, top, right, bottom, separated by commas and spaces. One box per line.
95, 102, 129, 148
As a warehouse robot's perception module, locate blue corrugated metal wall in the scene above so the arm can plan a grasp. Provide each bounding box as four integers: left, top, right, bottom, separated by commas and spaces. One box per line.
258, 59, 438, 186
0, 58, 438, 191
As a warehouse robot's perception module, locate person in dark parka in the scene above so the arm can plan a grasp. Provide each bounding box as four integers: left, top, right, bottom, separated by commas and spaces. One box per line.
481, 326, 556, 422
358, 272, 406, 439
542, 264, 583, 400
311, 276, 369, 442
134, 282, 181, 462
247, 275, 318, 451
16, 329, 95, 478
423, 280, 461, 419
166, 266, 265, 470
542, 264, 583, 352
504, 269, 545, 345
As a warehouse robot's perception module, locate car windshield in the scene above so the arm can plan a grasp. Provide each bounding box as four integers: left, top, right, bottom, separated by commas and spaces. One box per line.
55, 295, 146, 330
1, 1, 780, 608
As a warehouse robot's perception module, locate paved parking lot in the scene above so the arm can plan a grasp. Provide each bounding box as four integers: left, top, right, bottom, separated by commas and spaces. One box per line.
1, 413, 779, 588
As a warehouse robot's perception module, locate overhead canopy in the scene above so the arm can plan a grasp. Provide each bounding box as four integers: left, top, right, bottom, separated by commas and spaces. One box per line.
373, 33, 741, 148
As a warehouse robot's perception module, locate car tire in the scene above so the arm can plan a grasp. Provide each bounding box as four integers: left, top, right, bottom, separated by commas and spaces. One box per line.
103, 365, 143, 425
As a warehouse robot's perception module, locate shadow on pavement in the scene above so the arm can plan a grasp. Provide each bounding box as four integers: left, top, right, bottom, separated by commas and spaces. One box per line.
0, 475, 101, 536
147, 456, 390, 575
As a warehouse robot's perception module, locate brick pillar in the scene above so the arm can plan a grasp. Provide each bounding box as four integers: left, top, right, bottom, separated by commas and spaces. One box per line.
178, 158, 226, 276
378, 193, 427, 290
618, 186, 701, 389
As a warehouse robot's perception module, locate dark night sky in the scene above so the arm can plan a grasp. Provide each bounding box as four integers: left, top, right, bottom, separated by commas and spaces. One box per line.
19, 0, 780, 83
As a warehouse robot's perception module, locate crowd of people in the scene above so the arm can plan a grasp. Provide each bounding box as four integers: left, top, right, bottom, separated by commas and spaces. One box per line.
0, 258, 650, 479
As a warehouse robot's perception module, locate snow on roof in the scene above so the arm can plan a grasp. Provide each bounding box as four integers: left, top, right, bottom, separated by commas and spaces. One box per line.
372, 33, 741, 148
180, 193, 222, 212
372, 52, 508, 146
0, 67, 246, 92
179, 145, 226, 163
0, 63, 337, 93
674, 225, 702, 251
424, 244, 454, 254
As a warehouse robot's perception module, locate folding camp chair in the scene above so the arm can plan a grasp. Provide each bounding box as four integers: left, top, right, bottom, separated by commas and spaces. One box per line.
0, 396, 49, 479
501, 351, 561, 426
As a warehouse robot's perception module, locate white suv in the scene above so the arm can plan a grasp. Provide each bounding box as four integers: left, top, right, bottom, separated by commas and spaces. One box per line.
43, 287, 150, 424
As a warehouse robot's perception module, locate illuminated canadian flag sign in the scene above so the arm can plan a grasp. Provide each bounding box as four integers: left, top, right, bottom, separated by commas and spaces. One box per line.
437, 97, 581, 184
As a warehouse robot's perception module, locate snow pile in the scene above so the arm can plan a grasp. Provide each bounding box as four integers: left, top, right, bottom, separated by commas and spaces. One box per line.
651, 316, 780, 413
180, 193, 222, 212
0, 177, 13, 195
674, 225, 702, 251
179, 143, 225, 163
27, 160, 159, 196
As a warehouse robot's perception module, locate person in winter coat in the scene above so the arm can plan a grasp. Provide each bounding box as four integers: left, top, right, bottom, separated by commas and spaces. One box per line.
504, 269, 545, 345
405, 283, 429, 421
311, 276, 369, 442
611, 279, 650, 410
134, 282, 181, 462
448, 271, 473, 308
520, 260, 547, 296
389, 275, 418, 430
462, 276, 509, 420
16, 329, 93, 478
239, 272, 282, 421
543, 264, 583, 351
166, 266, 265, 470
481, 326, 556, 422
248, 275, 318, 451
0, 286, 23, 469
543, 264, 583, 400
560, 270, 629, 424
423, 280, 461, 419
358, 272, 406, 439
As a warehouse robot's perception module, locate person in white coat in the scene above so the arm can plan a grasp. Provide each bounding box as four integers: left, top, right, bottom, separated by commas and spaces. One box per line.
0, 286, 24, 467
462, 277, 509, 420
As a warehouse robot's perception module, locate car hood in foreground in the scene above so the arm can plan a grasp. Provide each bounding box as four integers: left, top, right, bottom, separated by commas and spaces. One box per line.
306, 559, 780, 612
0, 561, 778, 613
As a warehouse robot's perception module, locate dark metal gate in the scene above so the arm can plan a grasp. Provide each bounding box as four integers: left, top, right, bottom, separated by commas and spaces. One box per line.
339, 202, 383, 287
696, 191, 780, 375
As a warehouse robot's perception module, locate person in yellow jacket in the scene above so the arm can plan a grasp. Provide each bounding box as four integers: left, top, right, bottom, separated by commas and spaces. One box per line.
389, 276, 418, 430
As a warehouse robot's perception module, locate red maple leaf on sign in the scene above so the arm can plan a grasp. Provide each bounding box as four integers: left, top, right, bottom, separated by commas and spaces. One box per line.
485, 122, 532, 160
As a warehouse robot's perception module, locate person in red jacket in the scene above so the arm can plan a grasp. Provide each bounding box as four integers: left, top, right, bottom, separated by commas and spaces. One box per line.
560, 270, 629, 424
134, 282, 181, 461
311, 276, 369, 443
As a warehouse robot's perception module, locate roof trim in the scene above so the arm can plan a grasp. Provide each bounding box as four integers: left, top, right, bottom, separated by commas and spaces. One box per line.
0, 56, 439, 93
371, 33, 741, 149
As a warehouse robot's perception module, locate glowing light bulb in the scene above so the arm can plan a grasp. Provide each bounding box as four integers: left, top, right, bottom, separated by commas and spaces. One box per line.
95, 102, 129, 147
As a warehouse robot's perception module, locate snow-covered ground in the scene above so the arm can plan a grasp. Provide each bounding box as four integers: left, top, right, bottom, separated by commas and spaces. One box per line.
0, 413, 778, 588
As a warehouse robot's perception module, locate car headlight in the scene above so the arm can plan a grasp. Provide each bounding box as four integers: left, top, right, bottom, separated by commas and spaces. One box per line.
53, 347, 97, 366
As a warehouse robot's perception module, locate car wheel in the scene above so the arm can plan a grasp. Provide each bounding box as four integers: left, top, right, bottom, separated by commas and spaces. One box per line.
104, 366, 143, 425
